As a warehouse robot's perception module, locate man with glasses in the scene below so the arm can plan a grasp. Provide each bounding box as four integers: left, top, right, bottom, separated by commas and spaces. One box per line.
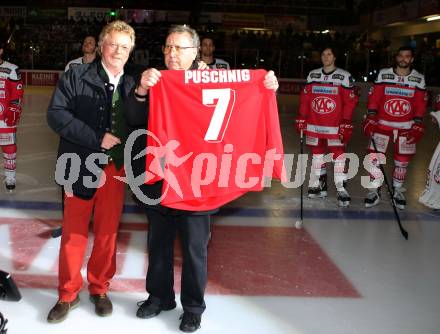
128, 25, 279, 333
46, 20, 146, 323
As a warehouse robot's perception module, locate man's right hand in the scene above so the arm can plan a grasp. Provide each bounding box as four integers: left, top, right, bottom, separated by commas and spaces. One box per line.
137, 68, 162, 96
294, 117, 307, 133
101, 133, 121, 150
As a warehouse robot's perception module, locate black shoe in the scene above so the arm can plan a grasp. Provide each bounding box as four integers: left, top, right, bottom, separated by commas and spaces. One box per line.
136, 297, 176, 319
179, 312, 201, 333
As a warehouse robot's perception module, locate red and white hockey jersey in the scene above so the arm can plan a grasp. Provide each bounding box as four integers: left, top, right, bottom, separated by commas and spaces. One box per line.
298, 67, 358, 139
0, 60, 23, 134
147, 69, 285, 211
368, 68, 427, 130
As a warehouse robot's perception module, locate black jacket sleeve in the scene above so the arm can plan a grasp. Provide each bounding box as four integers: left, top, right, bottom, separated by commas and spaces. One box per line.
124, 93, 149, 127
47, 70, 104, 151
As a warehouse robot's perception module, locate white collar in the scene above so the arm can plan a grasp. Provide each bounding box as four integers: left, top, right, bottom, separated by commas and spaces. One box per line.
101, 61, 124, 87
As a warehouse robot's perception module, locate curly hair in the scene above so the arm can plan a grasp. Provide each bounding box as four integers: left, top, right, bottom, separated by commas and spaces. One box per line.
98, 20, 135, 55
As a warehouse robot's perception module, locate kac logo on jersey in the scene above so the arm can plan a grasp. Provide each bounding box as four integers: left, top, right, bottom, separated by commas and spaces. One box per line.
312, 96, 336, 114
384, 98, 411, 117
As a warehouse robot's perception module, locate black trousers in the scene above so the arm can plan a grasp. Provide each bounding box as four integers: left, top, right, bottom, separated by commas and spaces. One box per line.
145, 207, 211, 314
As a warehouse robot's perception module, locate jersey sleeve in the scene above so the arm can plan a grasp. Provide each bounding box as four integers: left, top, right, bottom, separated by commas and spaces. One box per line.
7, 66, 24, 115
298, 83, 310, 119
367, 82, 383, 114
413, 88, 428, 119
341, 87, 359, 122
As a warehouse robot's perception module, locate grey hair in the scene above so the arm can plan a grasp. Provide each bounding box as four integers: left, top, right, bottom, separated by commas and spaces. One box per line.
98, 20, 136, 55
167, 25, 200, 48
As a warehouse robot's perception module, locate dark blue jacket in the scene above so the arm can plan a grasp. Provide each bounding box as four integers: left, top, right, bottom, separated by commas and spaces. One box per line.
47, 60, 146, 199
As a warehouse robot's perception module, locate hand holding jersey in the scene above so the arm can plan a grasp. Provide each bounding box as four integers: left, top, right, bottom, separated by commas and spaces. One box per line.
136, 68, 161, 96
263, 70, 279, 91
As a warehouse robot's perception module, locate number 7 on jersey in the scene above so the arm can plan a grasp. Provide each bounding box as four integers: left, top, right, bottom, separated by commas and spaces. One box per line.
202, 88, 236, 142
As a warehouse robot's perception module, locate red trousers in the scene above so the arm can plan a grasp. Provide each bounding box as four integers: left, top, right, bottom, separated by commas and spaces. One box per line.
58, 163, 125, 301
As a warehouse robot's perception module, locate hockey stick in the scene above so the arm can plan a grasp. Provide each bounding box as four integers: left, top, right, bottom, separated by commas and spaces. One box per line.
371, 137, 408, 240
295, 129, 304, 229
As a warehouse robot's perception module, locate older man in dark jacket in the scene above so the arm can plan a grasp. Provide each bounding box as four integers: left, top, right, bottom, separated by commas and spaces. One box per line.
128, 24, 279, 333
46, 20, 146, 323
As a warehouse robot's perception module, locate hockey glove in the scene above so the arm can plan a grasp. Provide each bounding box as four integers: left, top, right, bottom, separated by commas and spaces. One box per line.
362, 114, 377, 137
5, 106, 21, 127
338, 121, 353, 144
404, 121, 425, 144
294, 117, 307, 133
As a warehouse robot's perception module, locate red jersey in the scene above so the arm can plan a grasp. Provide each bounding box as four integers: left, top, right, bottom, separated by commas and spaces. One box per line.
298, 67, 358, 139
368, 68, 427, 130
147, 69, 284, 211
436, 94, 440, 112
0, 60, 23, 134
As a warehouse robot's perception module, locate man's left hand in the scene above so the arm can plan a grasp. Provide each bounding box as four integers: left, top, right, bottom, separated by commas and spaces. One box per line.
263, 70, 278, 91
197, 61, 209, 70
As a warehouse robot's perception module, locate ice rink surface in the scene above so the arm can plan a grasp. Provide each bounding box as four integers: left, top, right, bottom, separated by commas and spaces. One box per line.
1, 87, 439, 334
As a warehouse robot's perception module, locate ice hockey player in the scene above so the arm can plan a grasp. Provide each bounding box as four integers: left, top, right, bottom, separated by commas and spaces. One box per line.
362, 46, 427, 209
0, 40, 24, 191
295, 46, 358, 207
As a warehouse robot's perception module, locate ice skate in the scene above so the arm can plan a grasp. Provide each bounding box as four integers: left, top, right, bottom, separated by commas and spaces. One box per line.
337, 188, 351, 207
393, 187, 406, 210
5, 179, 15, 191
308, 175, 327, 198
365, 188, 380, 208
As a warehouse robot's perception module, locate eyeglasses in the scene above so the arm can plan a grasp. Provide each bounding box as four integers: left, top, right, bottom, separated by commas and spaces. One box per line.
105, 42, 131, 53
162, 44, 197, 54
